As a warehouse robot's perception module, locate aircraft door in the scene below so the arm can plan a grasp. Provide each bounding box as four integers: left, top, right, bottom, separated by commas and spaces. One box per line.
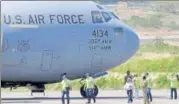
40, 50, 53, 71
91, 53, 103, 68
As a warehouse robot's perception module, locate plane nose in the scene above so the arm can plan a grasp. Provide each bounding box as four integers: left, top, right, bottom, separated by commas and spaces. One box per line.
124, 27, 140, 59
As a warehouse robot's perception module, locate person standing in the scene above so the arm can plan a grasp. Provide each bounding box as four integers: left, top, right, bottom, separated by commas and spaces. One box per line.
133, 74, 140, 99
61, 74, 72, 104
169, 73, 178, 100
124, 70, 133, 97
85, 73, 96, 104
141, 76, 150, 104
124, 70, 133, 85
124, 78, 134, 103
145, 73, 153, 102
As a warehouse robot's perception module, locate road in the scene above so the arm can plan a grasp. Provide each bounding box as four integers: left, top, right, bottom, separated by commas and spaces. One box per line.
139, 35, 179, 44
1, 90, 179, 104
140, 35, 179, 40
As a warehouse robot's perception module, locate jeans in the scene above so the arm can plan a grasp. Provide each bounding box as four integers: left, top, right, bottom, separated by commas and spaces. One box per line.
127, 90, 133, 103
134, 88, 139, 98
86, 88, 96, 103
147, 88, 152, 102
170, 88, 177, 99
62, 89, 70, 104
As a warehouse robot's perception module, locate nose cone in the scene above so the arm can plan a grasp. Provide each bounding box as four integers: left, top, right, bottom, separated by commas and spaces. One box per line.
124, 27, 140, 60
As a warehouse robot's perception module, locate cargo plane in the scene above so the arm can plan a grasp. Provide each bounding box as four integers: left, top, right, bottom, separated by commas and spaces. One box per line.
1, 1, 139, 97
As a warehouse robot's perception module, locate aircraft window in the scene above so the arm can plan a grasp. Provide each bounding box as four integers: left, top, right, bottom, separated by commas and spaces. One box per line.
91, 11, 104, 23
96, 5, 103, 10
102, 12, 112, 22
111, 12, 120, 20
114, 27, 123, 36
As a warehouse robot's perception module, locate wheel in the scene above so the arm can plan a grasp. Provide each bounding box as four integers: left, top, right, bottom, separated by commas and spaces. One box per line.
80, 85, 87, 98
80, 85, 99, 98
94, 85, 99, 96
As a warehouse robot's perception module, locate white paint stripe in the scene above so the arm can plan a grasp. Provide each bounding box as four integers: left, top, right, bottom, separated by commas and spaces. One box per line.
8, 24, 39, 28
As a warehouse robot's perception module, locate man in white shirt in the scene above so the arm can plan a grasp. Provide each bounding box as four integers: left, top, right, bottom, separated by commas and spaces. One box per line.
124, 78, 134, 103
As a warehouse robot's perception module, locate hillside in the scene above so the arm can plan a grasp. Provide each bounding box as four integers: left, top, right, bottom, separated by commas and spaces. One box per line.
107, 1, 179, 36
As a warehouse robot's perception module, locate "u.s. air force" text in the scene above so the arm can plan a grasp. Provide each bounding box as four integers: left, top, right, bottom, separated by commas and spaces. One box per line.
3, 14, 85, 25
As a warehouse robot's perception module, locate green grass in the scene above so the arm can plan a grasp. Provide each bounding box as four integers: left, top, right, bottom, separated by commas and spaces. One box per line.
112, 56, 179, 73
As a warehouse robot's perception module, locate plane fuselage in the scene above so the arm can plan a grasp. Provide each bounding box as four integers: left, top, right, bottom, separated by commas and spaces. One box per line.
1, 1, 139, 84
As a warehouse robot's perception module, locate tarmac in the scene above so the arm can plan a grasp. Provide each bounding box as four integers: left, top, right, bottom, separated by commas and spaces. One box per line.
1, 89, 179, 104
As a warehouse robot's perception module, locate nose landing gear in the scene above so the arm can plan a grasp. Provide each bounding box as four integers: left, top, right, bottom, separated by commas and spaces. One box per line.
80, 84, 98, 98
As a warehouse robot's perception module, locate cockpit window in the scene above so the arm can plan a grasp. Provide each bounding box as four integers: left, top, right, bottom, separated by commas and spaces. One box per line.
101, 12, 112, 22
111, 12, 120, 20
91, 11, 103, 23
